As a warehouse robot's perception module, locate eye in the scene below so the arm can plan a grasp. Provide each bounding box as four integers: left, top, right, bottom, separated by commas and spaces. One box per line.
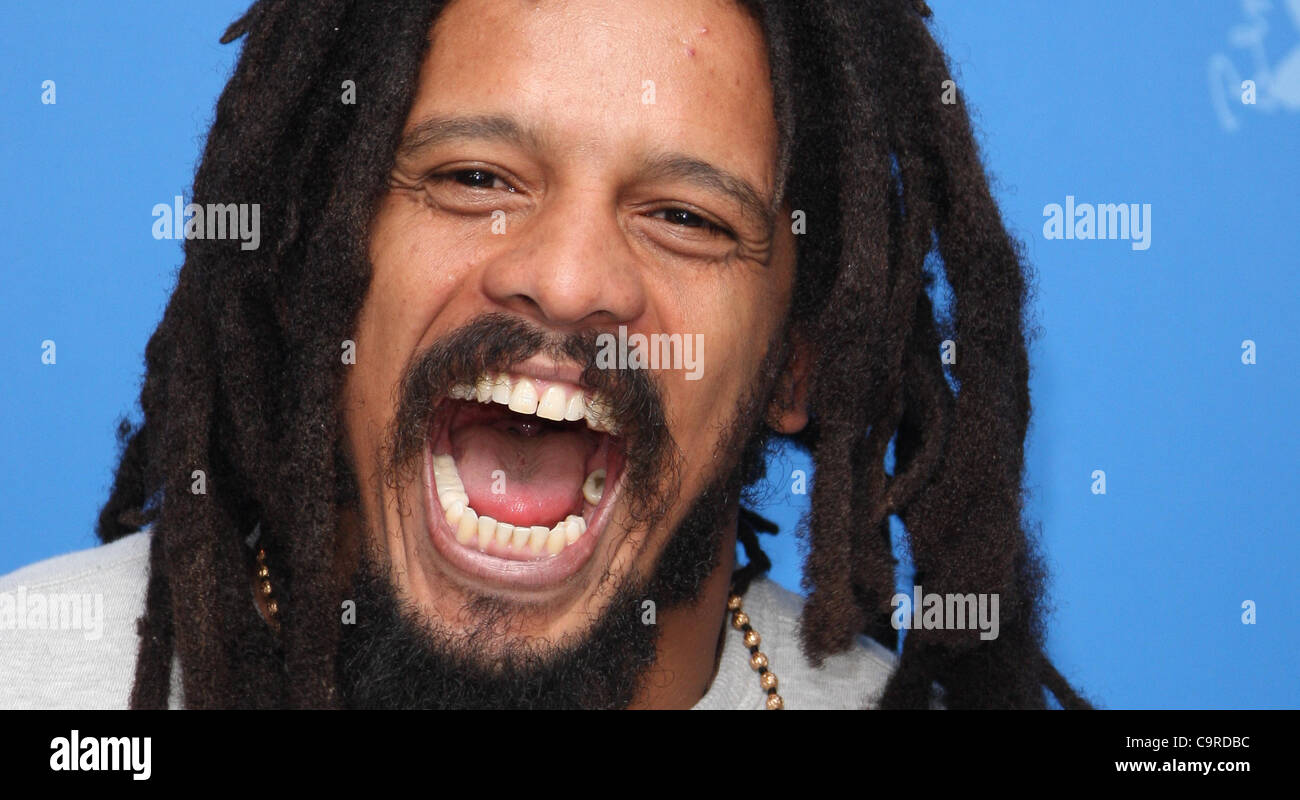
650, 207, 734, 238
433, 168, 515, 192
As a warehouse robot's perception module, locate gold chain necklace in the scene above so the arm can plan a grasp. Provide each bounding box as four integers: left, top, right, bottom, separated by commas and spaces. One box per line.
254, 547, 782, 709
254, 547, 280, 634
726, 591, 784, 709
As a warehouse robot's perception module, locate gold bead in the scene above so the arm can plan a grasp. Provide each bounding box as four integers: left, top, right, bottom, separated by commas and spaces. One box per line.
760, 671, 778, 691
266, 599, 279, 616
257, 549, 267, 561
257, 565, 269, 579
261, 581, 273, 596
726, 595, 743, 611
743, 629, 760, 648
731, 611, 749, 630
766, 693, 784, 710
750, 652, 768, 670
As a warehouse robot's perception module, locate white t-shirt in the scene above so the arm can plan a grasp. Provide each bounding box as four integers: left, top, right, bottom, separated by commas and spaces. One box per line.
0, 532, 898, 709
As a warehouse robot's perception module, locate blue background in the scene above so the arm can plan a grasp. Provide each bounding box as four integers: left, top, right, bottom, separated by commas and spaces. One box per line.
2, 1, 1296, 708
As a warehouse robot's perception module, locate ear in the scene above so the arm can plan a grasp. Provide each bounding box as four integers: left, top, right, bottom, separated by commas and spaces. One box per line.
767, 329, 814, 434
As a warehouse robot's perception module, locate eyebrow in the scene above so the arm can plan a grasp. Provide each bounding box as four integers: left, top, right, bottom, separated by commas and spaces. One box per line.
396, 113, 775, 233
396, 114, 546, 159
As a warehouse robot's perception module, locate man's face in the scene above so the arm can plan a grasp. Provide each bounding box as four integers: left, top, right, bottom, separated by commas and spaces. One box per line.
341, 0, 799, 680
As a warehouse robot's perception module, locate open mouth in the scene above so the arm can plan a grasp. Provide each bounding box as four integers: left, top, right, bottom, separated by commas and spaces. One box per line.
421, 371, 627, 587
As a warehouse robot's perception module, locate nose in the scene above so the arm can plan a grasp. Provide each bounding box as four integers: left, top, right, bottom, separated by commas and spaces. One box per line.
480, 187, 647, 331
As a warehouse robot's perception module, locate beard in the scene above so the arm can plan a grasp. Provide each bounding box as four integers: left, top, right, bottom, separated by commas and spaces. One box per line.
335, 317, 789, 709
336, 468, 735, 709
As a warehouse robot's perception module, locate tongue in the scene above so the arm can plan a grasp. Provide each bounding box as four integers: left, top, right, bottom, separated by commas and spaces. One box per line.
450, 422, 590, 529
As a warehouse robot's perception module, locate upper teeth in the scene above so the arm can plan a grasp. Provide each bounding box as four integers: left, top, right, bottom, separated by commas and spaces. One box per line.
449, 373, 617, 434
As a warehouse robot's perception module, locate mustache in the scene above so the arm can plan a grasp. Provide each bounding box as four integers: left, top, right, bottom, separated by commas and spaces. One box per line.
383, 313, 681, 527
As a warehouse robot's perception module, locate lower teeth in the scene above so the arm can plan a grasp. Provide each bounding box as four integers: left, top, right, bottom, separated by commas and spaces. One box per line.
582, 469, 606, 506
431, 453, 597, 556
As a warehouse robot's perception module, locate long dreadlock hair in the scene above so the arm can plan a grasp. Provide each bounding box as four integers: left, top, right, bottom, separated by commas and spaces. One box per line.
97, 0, 1091, 710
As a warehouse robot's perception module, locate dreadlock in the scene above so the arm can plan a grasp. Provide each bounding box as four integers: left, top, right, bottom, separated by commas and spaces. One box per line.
97, 0, 1091, 709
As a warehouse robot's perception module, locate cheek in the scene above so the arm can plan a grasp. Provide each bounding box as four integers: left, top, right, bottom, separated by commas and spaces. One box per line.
368, 203, 442, 314
339, 308, 390, 490
662, 294, 771, 463
360, 200, 484, 381
344, 209, 438, 466
658, 243, 795, 473
368, 192, 489, 314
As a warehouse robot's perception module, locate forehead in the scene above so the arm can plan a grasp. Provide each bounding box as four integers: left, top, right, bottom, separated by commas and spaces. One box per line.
411, 0, 779, 193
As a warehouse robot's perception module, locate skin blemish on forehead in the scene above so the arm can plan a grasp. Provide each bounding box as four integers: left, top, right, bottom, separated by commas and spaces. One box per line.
682, 24, 709, 57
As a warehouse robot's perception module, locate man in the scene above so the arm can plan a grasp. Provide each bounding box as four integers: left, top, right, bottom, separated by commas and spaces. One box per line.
1, 0, 1088, 709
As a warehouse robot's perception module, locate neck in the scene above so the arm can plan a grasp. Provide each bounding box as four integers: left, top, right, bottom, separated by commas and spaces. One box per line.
626, 505, 739, 710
